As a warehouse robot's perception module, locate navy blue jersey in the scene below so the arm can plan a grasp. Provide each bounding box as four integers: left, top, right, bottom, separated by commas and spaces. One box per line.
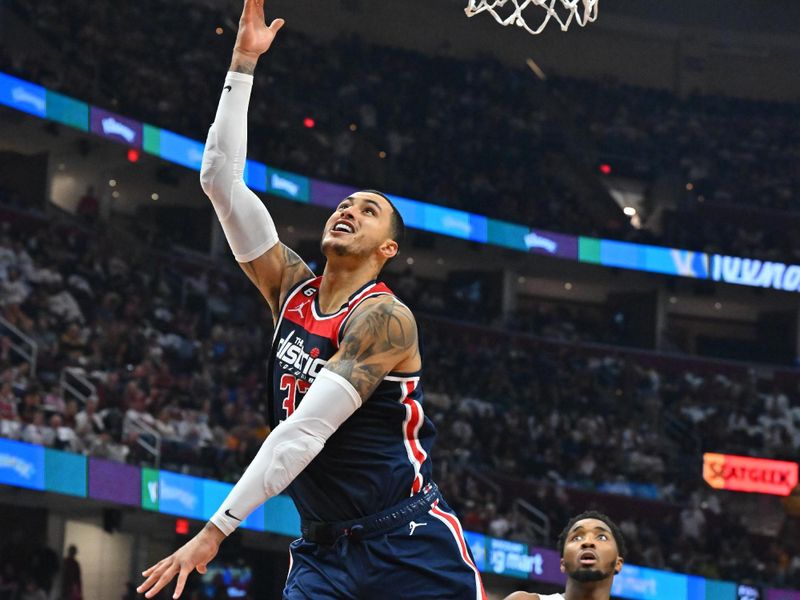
267, 276, 436, 522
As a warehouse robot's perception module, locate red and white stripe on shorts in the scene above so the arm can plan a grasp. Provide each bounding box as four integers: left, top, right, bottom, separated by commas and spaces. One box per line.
428, 499, 488, 600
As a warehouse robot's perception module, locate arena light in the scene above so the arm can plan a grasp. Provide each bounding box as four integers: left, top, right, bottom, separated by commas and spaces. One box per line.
127, 148, 140, 163
303, 117, 315, 129
599, 163, 612, 175
175, 518, 190, 535
704, 453, 798, 496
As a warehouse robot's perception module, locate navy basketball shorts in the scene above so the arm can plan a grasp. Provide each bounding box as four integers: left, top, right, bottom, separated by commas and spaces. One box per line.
284, 484, 487, 599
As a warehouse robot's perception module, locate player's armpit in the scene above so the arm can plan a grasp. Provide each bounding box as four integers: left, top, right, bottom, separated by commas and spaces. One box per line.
324, 296, 420, 399
239, 243, 314, 321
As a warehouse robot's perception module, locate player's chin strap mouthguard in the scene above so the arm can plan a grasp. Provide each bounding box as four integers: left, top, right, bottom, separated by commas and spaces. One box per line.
210, 369, 361, 536
200, 71, 279, 263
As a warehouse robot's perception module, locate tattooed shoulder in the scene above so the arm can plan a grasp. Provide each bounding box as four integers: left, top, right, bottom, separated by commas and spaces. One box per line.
324, 297, 418, 398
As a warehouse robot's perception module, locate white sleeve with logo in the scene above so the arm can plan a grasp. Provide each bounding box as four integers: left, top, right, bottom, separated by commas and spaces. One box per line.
209, 369, 362, 536
199, 71, 279, 263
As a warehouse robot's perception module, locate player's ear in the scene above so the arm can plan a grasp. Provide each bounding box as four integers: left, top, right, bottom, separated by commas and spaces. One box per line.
560, 558, 566, 573
379, 238, 398, 261
614, 556, 624, 574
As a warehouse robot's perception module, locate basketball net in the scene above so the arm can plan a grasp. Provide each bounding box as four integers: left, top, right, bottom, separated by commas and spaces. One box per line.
465, 0, 599, 35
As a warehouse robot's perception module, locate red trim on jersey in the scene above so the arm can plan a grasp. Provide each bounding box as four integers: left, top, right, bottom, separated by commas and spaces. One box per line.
400, 379, 427, 495
349, 282, 385, 306
283, 304, 341, 339
281, 278, 399, 343
429, 500, 487, 600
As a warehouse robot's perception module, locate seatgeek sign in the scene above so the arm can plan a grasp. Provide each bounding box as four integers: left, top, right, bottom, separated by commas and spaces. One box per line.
704, 453, 798, 497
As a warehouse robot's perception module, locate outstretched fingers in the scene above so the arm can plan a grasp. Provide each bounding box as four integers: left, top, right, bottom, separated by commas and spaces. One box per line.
138, 559, 166, 590
243, 0, 264, 21
147, 564, 181, 598
137, 558, 179, 598
172, 564, 194, 599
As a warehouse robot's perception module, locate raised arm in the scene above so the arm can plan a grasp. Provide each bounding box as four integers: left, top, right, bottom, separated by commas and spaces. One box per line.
136, 296, 418, 599
199, 0, 312, 321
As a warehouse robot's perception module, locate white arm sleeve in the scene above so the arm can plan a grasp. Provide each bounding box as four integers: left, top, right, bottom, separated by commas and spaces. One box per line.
209, 369, 362, 536
199, 71, 279, 263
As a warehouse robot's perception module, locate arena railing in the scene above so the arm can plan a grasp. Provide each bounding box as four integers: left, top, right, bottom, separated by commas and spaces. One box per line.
0, 313, 37, 377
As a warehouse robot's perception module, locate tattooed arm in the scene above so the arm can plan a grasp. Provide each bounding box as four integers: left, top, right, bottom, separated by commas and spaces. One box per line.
137, 296, 419, 599
325, 296, 422, 398
239, 243, 314, 323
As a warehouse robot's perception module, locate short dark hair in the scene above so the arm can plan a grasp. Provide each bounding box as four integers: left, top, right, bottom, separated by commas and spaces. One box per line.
360, 189, 405, 248
557, 510, 627, 558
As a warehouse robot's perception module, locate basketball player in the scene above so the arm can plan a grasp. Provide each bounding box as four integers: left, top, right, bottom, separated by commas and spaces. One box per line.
504, 511, 625, 600
136, 1, 486, 599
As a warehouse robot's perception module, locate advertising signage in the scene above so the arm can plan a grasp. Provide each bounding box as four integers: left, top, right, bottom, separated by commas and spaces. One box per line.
0, 72, 46, 117
44, 448, 86, 497
244, 160, 268, 193
11, 68, 800, 299
766, 590, 800, 600
90, 107, 142, 147
88, 457, 140, 506
46, 90, 89, 131
524, 229, 578, 260
263, 494, 301, 537
527, 546, 566, 586
159, 471, 204, 520
462, 531, 487, 571
0, 438, 45, 491
704, 453, 798, 497
488, 538, 531, 579
310, 179, 359, 209
158, 129, 205, 171
710, 255, 800, 292
266, 168, 310, 202
738, 584, 761, 600
486, 538, 563, 582
611, 564, 692, 600
0, 439, 792, 599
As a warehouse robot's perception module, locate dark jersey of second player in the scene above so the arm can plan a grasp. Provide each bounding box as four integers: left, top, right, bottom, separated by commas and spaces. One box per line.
267, 276, 436, 522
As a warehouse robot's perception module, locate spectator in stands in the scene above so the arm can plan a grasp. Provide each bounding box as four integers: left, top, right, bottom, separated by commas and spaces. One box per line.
60, 545, 82, 600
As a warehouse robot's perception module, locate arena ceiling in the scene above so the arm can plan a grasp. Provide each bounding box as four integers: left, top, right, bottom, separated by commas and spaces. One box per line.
204, 0, 800, 99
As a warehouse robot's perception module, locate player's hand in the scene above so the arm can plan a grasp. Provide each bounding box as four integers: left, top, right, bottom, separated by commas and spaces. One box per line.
233, 0, 285, 60
136, 524, 225, 599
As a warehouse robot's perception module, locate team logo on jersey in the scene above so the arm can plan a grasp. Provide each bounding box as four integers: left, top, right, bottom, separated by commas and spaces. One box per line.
276, 330, 328, 381
286, 299, 310, 319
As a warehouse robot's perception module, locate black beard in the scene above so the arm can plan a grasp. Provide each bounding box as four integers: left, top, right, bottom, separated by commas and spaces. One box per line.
571, 567, 611, 583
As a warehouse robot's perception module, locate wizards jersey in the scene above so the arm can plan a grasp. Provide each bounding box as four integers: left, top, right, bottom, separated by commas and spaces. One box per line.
267, 276, 436, 522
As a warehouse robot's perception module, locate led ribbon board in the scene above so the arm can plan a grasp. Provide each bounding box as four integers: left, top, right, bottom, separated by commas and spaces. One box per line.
6, 69, 800, 295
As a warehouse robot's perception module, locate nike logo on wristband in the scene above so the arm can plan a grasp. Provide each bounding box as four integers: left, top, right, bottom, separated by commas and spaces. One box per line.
224, 509, 242, 521
223, 85, 232, 93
